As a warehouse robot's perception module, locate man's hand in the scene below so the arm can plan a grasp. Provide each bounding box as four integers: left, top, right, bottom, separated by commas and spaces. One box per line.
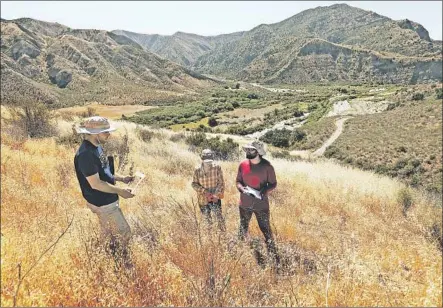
205, 192, 213, 202
237, 185, 246, 193
119, 188, 135, 199
260, 188, 267, 199
120, 176, 134, 184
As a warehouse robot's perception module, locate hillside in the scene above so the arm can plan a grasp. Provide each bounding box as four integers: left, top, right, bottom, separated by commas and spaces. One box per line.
115, 3, 442, 84
1, 115, 441, 306
324, 95, 442, 194
0, 18, 214, 107
194, 4, 442, 83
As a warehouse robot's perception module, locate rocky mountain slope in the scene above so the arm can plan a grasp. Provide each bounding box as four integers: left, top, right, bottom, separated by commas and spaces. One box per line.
1, 18, 213, 107
116, 4, 442, 84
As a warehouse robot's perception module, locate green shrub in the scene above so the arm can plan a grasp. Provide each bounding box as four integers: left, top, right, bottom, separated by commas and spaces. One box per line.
324, 145, 342, 158
260, 129, 292, 148
293, 129, 307, 142
169, 133, 186, 143
247, 93, 259, 99
136, 127, 155, 142
208, 117, 218, 127
394, 158, 409, 170
185, 132, 240, 161
6, 103, 58, 139
196, 124, 210, 132
410, 158, 421, 168
293, 110, 304, 117
375, 164, 389, 175
435, 88, 443, 99
397, 187, 413, 216
412, 93, 424, 100
270, 150, 302, 161
396, 146, 407, 153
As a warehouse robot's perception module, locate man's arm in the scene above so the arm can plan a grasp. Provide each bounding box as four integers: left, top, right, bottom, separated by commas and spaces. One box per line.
236, 164, 246, 193
262, 165, 277, 196
214, 165, 225, 198
78, 151, 134, 199
114, 173, 134, 184
86, 173, 134, 198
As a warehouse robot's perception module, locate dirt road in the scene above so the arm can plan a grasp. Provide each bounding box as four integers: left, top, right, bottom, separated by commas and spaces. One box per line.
312, 117, 351, 157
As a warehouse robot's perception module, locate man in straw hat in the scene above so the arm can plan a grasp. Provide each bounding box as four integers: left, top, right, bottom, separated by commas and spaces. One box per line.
192, 148, 226, 231
74, 116, 135, 269
236, 140, 280, 267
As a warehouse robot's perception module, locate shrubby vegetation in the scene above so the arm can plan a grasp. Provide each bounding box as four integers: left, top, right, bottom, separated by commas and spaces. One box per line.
260, 128, 307, 148
3, 103, 58, 139
185, 132, 240, 160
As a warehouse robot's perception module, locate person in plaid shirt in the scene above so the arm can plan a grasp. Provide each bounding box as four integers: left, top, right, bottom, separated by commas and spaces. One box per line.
192, 149, 226, 231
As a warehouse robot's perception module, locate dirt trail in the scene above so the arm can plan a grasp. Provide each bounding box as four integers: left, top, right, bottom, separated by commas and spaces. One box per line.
312, 117, 351, 157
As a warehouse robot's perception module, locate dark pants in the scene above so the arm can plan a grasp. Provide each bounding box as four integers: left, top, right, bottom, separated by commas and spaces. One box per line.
200, 200, 226, 232
238, 206, 280, 265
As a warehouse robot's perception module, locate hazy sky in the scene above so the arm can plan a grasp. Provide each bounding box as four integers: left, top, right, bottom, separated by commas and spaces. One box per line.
1, 1, 442, 40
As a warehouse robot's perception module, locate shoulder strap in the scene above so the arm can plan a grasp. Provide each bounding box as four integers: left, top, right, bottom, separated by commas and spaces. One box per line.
108, 156, 115, 175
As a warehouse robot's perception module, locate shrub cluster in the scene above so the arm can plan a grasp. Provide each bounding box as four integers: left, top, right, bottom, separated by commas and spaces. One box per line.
185, 132, 240, 161
260, 128, 306, 148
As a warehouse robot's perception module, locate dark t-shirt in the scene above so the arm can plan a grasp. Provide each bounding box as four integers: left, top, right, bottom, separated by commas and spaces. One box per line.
74, 140, 118, 206
236, 158, 277, 210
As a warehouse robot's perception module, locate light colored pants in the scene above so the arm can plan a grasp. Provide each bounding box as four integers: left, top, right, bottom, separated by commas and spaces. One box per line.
87, 200, 131, 246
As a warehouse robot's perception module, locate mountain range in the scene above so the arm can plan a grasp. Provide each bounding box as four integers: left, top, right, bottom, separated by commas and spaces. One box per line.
1, 3, 442, 106
1, 18, 212, 107
114, 3, 442, 84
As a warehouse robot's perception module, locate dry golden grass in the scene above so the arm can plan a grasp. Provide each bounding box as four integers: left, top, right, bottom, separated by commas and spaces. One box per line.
56, 103, 157, 120
1, 119, 441, 307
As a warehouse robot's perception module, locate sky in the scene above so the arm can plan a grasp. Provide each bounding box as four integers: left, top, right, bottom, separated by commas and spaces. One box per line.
1, 1, 442, 40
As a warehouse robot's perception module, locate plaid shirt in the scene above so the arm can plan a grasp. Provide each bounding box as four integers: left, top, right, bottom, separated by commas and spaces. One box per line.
192, 162, 225, 207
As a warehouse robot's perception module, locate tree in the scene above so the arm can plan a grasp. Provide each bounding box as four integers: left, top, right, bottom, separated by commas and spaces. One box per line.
208, 117, 218, 127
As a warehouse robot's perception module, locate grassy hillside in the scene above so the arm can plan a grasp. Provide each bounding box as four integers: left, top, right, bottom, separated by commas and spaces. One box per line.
1, 115, 441, 306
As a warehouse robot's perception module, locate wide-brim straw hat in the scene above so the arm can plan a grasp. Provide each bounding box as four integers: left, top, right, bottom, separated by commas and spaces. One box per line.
76, 116, 117, 134
242, 140, 266, 156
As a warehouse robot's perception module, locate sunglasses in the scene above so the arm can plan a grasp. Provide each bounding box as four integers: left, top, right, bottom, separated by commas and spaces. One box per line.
244, 148, 257, 153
